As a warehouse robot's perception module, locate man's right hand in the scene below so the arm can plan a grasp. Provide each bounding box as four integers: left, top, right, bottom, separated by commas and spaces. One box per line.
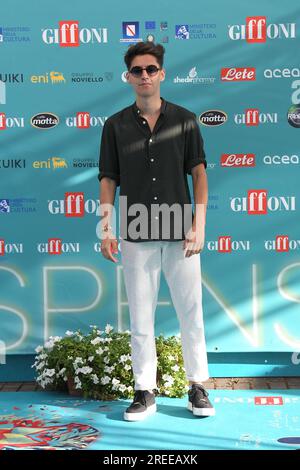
101, 236, 119, 263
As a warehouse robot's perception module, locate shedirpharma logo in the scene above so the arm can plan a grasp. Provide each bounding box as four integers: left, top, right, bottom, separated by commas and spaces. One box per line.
42, 21, 108, 46
31, 113, 59, 129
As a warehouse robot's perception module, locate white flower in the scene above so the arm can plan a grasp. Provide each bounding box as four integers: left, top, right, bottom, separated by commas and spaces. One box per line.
119, 384, 127, 393
104, 347, 109, 352
92, 374, 99, 384
104, 365, 115, 373
127, 386, 133, 392
75, 381, 82, 389
168, 355, 175, 361
58, 367, 66, 376
91, 337, 101, 345
124, 364, 131, 371
65, 330, 74, 336
105, 324, 113, 334
78, 366, 93, 375
171, 365, 180, 372
112, 378, 120, 390
45, 368, 56, 377
105, 338, 112, 343
96, 347, 104, 355
101, 376, 110, 385
74, 357, 84, 365
88, 356, 94, 362
96, 330, 103, 336
36, 361, 45, 370
35, 345, 43, 353
120, 355, 128, 363
165, 390, 170, 395
103, 357, 110, 364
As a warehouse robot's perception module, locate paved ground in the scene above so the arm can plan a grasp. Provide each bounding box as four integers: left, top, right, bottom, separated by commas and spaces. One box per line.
0, 377, 300, 392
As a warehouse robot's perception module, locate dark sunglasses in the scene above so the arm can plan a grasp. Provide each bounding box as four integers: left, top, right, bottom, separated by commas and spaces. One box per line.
129, 65, 161, 77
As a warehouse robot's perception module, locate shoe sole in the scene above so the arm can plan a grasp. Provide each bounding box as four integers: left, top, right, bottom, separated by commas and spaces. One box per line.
123, 403, 157, 421
187, 401, 216, 416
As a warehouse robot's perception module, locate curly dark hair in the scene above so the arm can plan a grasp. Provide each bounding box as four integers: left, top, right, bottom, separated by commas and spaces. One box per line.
124, 41, 165, 70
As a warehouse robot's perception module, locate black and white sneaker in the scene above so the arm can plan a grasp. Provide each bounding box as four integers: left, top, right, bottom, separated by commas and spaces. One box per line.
188, 384, 215, 417
124, 390, 157, 421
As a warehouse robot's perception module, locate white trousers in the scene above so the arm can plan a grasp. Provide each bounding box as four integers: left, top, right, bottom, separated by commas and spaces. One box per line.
120, 239, 209, 390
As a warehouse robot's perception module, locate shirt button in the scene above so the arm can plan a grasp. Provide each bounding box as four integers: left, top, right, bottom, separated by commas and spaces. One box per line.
152, 177, 156, 181
149, 138, 153, 143
150, 158, 154, 162
155, 216, 159, 220
154, 196, 158, 200
143, 121, 146, 124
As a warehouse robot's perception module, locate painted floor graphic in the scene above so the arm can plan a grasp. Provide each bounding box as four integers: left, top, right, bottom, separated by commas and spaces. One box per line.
0, 390, 299, 450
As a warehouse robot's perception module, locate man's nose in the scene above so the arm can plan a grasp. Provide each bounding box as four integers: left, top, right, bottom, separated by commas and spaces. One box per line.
141, 69, 150, 78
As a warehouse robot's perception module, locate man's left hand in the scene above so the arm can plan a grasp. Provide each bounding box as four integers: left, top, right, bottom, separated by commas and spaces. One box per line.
183, 227, 205, 258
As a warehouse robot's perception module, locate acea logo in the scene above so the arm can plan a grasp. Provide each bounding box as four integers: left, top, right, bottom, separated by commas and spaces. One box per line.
30, 113, 59, 129
199, 110, 227, 126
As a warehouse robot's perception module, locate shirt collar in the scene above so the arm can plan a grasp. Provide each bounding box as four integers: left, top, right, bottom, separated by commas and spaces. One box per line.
133, 97, 167, 117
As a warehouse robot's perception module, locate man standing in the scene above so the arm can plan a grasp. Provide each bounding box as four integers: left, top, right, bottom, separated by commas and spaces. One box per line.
98, 42, 215, 421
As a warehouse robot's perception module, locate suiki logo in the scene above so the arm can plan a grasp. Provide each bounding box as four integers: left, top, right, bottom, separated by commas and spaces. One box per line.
234, 109, 278, 125
221, 67, 256, 81
228, 17, 296, 42
230, 190, 296, 213
42, 21, 108, 46
207, 236, 251, 252
221, 154, 255, 167
265, 236, 300, 252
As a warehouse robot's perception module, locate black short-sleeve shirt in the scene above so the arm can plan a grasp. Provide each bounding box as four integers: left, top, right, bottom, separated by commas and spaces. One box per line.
98, 98, 207, 242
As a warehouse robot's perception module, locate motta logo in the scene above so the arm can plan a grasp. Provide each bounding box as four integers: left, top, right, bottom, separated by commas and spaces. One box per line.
199, 110, 227, 126
230, 190, 296, 213
42, 21, 108, 46
0, 239, 23, 255
221, 154, 255, 167
221, 67, 256, 81
37, 239, 80, 254
31, 113, 59, 129
228, 16, 296, 42
265, 236, 300, 252
0, 113, 25, 129
207, 236, 251, 252
254, 397, 283, 405
234, 109, 278, 125
65, 113, 107, 128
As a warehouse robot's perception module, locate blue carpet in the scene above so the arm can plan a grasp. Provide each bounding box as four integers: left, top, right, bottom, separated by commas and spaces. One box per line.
0, 390, 299, 450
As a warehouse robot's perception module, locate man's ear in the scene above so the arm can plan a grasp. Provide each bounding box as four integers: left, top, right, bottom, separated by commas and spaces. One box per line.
160, 68, 166, 82
125, 71, 130, 81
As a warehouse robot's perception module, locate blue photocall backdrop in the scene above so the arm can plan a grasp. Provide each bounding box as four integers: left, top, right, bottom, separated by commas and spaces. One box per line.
0, 1, 300, 375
